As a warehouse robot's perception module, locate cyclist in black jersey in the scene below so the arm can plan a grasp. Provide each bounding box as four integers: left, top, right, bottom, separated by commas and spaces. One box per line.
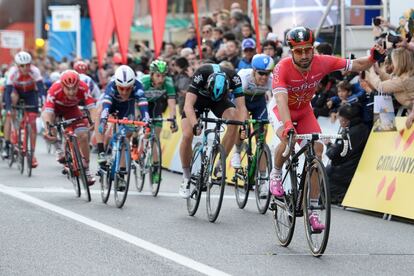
178, 63, 248, 198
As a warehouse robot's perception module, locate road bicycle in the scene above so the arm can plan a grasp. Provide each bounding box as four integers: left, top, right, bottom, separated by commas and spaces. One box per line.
48, 114, 93, 201
133, 117, 176, 197
187, 110, 243, 222
98, 117, 146, 208
231, 119, 272, 214
8, 101, 36, 177
270, 130, 350, 256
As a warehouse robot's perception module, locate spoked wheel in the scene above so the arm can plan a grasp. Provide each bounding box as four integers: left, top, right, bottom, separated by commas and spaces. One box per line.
72, 137, 91, 202
303, 158, 331, 257
187, 142, 203, 216
255, 144, 272, 214
18, 128, 24, 174
206, 144, 226, 223
149, 136, 162, 197
133, 158, 145, 192
8, 141, 16, 168
113, 138, 131, 208
100, 146, 112, 203
272, 162, 297, 247
233, 142, 249, 209
26, 125, 33, 177
65, 142, 80, 197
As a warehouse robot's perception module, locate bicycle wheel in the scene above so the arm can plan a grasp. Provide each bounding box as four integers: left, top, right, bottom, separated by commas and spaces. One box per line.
303, 158, 331, 257
187, 142, 203, 216
233, 142, 249, 209
72, 137, 91, 202
149, 135, 162, 197
206, 144, 226, 223
26, 124, 33, 177
8, 140, 16, 168
17, 127, 24, 174
64, 142, 80, 197
271, 161, 297, 247
100, 145, 113, 203
254, 143, 272, 214
133, 157, 145, 192
114, 138, 131, 208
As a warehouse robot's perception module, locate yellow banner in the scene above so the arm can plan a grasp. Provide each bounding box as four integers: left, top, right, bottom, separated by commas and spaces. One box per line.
343, 117, 414, 219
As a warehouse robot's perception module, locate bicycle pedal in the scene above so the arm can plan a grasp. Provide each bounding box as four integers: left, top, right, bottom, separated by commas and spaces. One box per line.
62, 168, 68, 175
269, 202, 277, 211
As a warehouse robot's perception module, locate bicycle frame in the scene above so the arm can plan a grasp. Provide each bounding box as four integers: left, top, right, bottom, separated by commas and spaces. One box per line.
244, 120, 268, 184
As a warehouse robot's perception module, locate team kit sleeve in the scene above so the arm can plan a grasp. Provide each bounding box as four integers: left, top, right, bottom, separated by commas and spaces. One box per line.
188, 67, 206, 95
81, 82, 96, 109
43, 84, 57, 113
322, 55, 352, 73
227, 70, 244, 98
133, 81, 149, 119
165, 76, 177, 99
271, 62, 289, 95
100, 84, 114, 120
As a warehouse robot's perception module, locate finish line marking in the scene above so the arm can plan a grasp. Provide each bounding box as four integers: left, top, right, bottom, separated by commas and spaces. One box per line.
0, 184, 230, 276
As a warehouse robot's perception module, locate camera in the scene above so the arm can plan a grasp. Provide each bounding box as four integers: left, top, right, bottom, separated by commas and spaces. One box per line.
373, 17, 382, 26
387, 31, 402, 46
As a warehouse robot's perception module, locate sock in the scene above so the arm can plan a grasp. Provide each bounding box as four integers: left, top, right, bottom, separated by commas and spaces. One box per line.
235, 143, 242, 154
310, 199, 319, 208
183, 167, 191, 179
97, 143, 105, 154
271, 166, 282, 176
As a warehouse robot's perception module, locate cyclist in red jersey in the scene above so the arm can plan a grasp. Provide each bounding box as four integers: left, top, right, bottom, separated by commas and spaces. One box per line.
270, 26, 386, 231
42, 70, 97, 185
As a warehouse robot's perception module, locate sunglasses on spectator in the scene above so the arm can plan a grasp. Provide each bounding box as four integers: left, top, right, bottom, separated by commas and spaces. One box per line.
292, 46, 314, 55
256, 70, 271, 76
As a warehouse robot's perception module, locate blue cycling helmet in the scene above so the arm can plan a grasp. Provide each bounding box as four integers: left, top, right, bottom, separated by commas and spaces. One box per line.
206, 72, 229, 101
251, 54, 275, 71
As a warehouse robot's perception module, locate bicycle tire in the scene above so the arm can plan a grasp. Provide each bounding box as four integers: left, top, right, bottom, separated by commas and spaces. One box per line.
187, 142, 203, 216
254, 143, 272, 214
26, 124, 33, 177
8, 140, 16, 168
303, 158, 331, 257
18, 127, 24, 174
206, 144, 226, 223
133, 159, 145, 192
64, 141, 80, 197
72, 136, 91, 202
149, 135, 162, 197
101, 145, 113, 203
113, 137, 131, 208
272, 160, 297, 247
234, 142, 249, 209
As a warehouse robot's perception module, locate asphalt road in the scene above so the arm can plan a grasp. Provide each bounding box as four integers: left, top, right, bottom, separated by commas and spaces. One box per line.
0, 138, 413, 275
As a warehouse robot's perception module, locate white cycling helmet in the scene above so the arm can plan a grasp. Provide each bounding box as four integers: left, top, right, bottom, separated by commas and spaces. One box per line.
49, 71, 61, 83
14, 51, 32, 65
114, 65, 135, 88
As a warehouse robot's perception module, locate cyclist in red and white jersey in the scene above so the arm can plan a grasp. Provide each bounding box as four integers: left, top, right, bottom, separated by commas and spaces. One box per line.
270, 26, 386, 231
2, 51, 45, 167
42, 70, 97, 184
73, 60, 101, 99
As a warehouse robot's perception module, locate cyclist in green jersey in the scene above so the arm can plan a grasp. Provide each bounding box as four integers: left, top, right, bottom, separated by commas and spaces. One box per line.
136, 59, 178, 164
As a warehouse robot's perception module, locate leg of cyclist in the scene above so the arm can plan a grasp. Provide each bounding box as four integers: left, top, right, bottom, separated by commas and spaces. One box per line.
230, 107, 249, 169
76, 127, 95, 185
94, 104, 108, 166
2, 92, 19, 158
178, 93, 199, 198
22, 91, 40, 168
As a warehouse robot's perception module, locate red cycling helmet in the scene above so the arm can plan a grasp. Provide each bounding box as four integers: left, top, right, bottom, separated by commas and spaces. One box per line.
286, 27, 315, 48
60, 70, 80, 88
73, 60, 88, 74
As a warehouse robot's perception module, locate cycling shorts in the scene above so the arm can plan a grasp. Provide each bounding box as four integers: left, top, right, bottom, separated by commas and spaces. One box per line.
245, 96, 268, 120
14, 90, 39, 113
272, 104, 321, 134
181, 95, 235, 119
54, 105, 89, 132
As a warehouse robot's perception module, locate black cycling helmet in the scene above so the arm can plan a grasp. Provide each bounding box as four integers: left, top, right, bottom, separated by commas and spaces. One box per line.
286, 26, 315, 48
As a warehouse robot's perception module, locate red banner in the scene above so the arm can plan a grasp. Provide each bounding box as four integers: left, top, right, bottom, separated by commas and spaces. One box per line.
149, 0, 168, 58
88, 0, 114, 67
251, 0, 261, 53
111, 0, 135, 64
192, 0, 203, 59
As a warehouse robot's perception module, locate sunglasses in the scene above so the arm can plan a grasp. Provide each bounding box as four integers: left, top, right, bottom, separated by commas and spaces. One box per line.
117, 86, 132, 92
19, 64, 30, 68
256, 70, 271, 76
292, 46, 314, 55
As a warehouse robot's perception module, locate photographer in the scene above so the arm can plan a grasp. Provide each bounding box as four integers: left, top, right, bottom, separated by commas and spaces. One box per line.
326, 104, 370, 204
365, 47, 414, 108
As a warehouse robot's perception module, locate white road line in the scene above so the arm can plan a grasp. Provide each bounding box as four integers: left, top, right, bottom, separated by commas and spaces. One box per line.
11, 186, 255, 200
0, 184, 230, 276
